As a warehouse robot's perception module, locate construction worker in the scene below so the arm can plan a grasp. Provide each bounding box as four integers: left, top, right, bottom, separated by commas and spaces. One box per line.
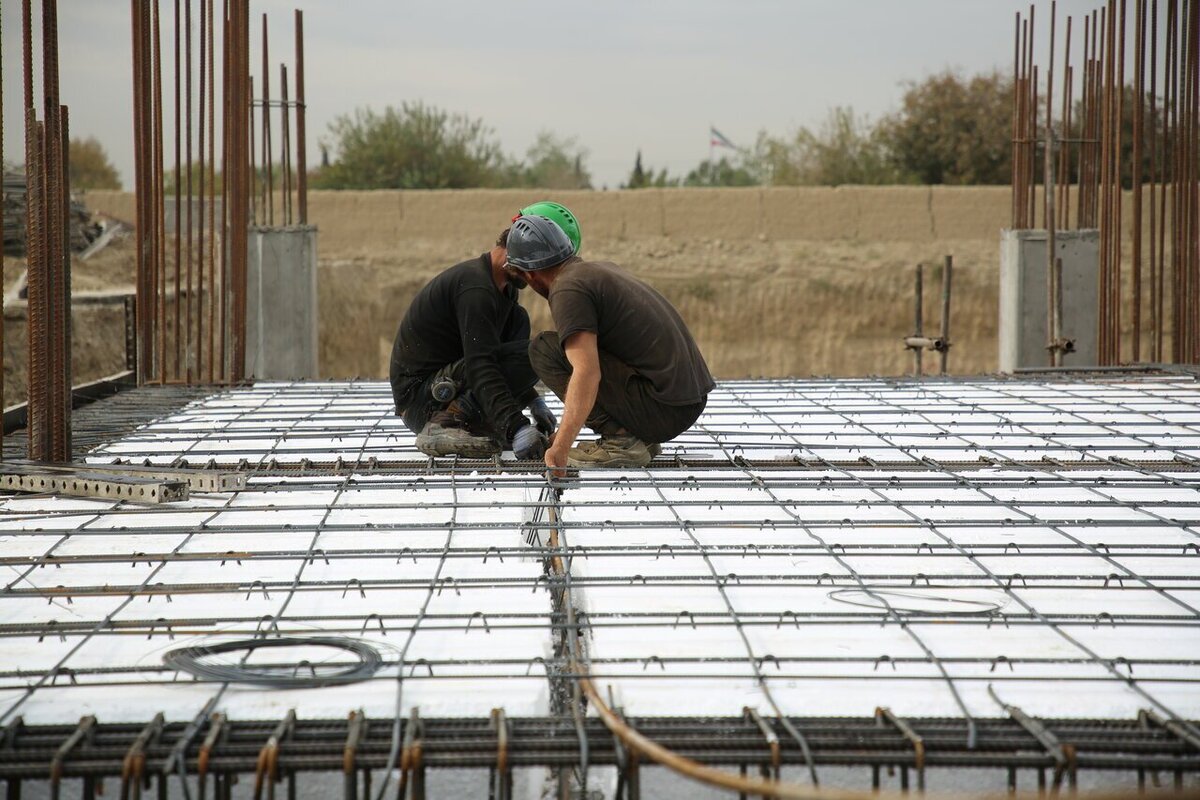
504, 214, 714, 469
388, 227, 556, 459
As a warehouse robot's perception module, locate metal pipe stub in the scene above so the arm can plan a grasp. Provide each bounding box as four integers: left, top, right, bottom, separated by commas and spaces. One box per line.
903, 336, 949, 353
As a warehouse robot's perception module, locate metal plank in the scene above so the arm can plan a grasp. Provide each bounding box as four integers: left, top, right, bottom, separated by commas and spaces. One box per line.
0, 470, 187, 503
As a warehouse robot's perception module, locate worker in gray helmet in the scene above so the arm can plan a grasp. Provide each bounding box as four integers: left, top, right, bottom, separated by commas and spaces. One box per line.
388, 227, 557, 460
503, 214, 714, 469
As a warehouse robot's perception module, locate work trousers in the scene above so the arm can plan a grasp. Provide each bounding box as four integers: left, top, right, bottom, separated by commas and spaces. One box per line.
397, 339, 539, 436
528, 331, 706, 445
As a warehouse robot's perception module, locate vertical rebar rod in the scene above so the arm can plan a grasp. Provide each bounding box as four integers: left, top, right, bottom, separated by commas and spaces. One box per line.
1188, 0, 1199, 363
1157, 1, 1172, 362
262, 13, 272, 227
1180, 0, 1190, 362
1021, 16, 1028, 229
130, 0, 144, 385
231, 0, 249, 382
1045, 2, 1056, 238
913, 264, 923, 377
184, 0, 194, 381
1180, 0, 1194, 362
153, 0, 166, 386
1114, 0, 1127, 363
1029, 4, 1037, 228
207, 0, 217, 383
1167, 0, 1179, 361
250, 74, 256, 225
295, 9, 307, 225
1060, 17, 1073, 231
1097, 6, 1109, 362
1132, 0, 1145, 361
219, 0, 229, 381
1046, 2, 1058, 366
198, 0, 208, 382
172, 0, 181, 382
1080, 15, 1092, 229
1013, 13, 1022, 229
1, 0, 5, 459
281, 63, 291, 226
1185, 0, 1195, 362
939, 256, 953, 375
1149, 0, 1160, 361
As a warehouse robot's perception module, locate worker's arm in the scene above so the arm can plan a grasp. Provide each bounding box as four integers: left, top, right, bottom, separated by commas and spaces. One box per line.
456, 288, 529, 442
545, 331, 600, 471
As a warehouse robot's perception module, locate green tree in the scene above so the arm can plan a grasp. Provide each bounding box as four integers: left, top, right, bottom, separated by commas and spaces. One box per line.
747, 107, 907, 186
68, 137, 121, 190
878, 70, 1012, 185
625, 150, 648, 189
622, 151, 677, 189
514, 132, 592, 189
683, 157, 757, 186
314, 102, 509, 189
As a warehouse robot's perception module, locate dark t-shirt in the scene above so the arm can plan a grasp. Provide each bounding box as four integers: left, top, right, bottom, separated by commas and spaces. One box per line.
549, 259, 715, 405
389, 254, 530, 438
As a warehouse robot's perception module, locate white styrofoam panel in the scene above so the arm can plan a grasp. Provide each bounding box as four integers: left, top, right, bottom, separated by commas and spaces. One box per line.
4, 377, 1197, 727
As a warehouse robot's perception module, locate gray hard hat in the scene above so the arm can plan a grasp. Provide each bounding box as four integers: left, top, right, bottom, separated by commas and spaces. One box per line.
506, 214, 575, 272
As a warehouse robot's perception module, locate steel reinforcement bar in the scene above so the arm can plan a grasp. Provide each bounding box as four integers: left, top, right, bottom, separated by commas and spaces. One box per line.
0, 715, 1197, 796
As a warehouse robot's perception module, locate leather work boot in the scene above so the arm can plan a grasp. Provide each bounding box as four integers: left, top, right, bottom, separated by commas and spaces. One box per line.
648, 442, 663, 459
415, 399, 500, 458
567, 435, 652, 468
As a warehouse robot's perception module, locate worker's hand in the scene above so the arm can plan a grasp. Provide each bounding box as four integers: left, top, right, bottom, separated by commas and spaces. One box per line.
512, 424, 548, 460
544, 441, 569, 477
528, 397, 557, 436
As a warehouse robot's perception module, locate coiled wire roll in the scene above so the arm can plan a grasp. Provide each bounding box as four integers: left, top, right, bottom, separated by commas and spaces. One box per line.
163, 636, 382, 688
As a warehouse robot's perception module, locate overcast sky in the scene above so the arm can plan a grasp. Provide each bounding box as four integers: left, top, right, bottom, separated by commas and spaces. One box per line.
3, 0, 1104, 190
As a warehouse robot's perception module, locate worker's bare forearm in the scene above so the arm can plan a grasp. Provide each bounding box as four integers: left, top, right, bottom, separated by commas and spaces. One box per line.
555, 364, 600, 450
548, 332, 601, 460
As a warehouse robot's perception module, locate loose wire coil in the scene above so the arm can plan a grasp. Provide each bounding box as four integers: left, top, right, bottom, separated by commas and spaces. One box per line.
163, 637, 382, 688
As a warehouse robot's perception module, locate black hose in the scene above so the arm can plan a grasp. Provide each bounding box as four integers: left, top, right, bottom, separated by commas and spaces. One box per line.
163, 637, 382, 688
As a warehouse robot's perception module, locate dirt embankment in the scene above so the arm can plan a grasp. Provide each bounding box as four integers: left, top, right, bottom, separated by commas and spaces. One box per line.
7, 186, 1023, 406
323, 236, 1001, 382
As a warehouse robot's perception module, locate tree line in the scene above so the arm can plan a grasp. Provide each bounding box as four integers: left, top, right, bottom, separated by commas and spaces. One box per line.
58, 68, 1169, 193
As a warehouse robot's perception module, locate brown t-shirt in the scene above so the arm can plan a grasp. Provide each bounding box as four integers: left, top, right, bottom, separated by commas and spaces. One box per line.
549, 259, 715, 405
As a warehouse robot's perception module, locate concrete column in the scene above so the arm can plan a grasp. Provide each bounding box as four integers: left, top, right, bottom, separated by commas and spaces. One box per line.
999, 229, 1099, 372
245, 226, 319, 379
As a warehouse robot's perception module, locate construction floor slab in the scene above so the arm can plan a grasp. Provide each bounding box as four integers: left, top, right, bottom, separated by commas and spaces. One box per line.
1, 374, 1198, 791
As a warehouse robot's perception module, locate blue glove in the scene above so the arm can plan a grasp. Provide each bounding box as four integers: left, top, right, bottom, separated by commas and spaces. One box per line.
529, 397, 557, 436
512, 424, 548, 460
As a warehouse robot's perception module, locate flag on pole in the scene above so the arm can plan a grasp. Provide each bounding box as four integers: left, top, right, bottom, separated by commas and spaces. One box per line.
709, 127, 736, 149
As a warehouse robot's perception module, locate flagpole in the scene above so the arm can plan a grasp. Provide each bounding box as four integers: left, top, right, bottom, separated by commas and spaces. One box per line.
708, 122, 714, 186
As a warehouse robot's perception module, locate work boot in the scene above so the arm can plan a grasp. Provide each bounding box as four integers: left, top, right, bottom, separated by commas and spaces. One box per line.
648, 443, 663, 459
415, 397, 500, 458
567, 434, 652, 468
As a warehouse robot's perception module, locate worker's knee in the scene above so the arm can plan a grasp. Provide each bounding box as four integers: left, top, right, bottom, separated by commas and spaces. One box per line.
528, 331, 564, 375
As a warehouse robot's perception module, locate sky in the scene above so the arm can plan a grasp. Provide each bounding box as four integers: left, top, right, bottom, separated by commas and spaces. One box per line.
3, 0, 1106, 190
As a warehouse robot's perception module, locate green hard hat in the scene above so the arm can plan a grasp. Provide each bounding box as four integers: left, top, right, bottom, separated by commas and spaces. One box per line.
516, 201, 581, 254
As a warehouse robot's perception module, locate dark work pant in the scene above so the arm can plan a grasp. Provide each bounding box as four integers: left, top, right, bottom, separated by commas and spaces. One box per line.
528, 331, 706, 444
397, 339, 539, 435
